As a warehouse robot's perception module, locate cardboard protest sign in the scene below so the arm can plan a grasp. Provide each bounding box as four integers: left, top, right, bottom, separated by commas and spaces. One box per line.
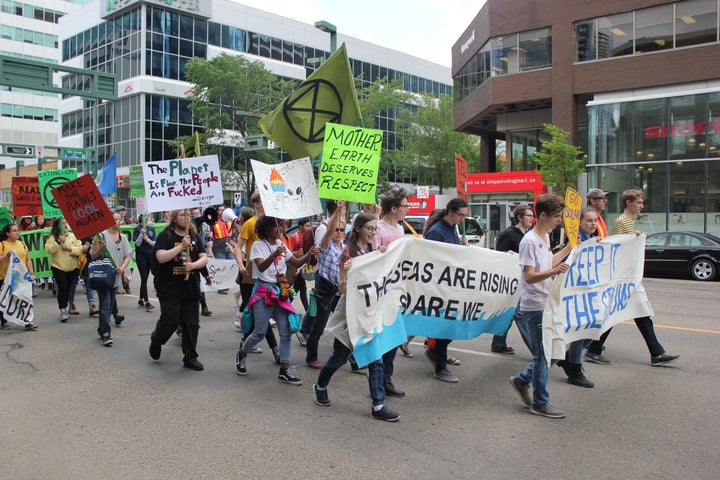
129, 165, 145, 198
51, 174, 115, 239
201, 258, 239, 292
344, 236, 520, 367
319, 123, 381, 203
251, 157, 322, 219
11, 176, 42, 216
564, 187, 583, 248
38, 168, 77, 218
542, 235, 653, 365
0, 206, 12, 231
141, 155, 223, 213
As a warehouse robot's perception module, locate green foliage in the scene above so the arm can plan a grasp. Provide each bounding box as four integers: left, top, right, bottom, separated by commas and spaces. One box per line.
535, 123, 585, 193
396, 93, 480, 193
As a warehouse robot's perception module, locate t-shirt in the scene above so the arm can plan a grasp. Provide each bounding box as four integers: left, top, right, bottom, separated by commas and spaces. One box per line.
153, 229, 204, 300
612, 215, 636, 235
518, 229, 553, 311
103, 231, 132, 290
0, 240, 29, 281
250, 238, 293, 283
372, 219, 404, 250
240, 215, 259, 271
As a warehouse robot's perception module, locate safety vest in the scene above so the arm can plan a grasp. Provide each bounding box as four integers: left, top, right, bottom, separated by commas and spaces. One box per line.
212, 220, 232, 239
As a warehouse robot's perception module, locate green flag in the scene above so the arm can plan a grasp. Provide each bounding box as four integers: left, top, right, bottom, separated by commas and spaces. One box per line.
185, 131, 202, 157
260, 43, 361, 160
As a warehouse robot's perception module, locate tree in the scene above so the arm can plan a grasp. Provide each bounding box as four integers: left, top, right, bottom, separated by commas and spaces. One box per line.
397, 93, 480, 193
534, 123, 585, 193
172, 53, 296, 194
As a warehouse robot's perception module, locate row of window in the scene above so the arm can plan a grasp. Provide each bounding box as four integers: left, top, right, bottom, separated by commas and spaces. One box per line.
62, 9, 140, 61
1, 103, 57, 122
1, 24, 57, 48
1, 0, 65, 23
453, 27, 552, 106
575, 0, 718, 62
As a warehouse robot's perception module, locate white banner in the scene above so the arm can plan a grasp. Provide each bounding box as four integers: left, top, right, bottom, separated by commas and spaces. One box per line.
141, 155, 224, 213
251, 157, 322, 220
345, 236, 521, 366
543, 234, 654, 364
200, 258, 239, 292
0, 251, 34, 326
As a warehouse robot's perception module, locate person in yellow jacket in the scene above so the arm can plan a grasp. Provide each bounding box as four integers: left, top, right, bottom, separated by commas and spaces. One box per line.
0, 223, 38, 330
45, 218, 82, 322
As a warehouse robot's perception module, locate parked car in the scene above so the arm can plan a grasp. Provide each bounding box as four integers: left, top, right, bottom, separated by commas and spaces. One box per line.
644, 231, 720, 281
402, 215, 485, 246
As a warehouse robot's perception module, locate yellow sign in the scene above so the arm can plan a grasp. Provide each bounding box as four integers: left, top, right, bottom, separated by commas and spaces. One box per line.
564, 187, 583, 248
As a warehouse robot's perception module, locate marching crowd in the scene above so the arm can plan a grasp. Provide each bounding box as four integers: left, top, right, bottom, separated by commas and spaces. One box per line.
0, 187, 679, 422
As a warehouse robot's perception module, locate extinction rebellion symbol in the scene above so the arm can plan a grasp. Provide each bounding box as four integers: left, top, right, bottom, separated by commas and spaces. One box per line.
43, 176, 72, 209
282, 79, 343, 144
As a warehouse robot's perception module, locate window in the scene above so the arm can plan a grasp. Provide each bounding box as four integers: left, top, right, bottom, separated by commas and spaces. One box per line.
676, 0, 718, 47
519, 27, 551, 71
635, 4, 673, 53
597, 12, 634, 58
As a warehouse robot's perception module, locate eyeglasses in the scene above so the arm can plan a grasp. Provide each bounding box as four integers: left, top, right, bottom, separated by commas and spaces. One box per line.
363, 226, 378, 232
455, 211, 467, 218
334, 228, 344, 232
398, 204, 409, 209
524, 214, 535, 218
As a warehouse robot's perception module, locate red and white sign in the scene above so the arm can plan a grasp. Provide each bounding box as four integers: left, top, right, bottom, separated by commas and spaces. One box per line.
417, 186, 430, 199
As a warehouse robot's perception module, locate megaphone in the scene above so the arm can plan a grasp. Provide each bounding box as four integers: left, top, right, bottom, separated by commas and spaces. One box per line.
222, 208, 239, 224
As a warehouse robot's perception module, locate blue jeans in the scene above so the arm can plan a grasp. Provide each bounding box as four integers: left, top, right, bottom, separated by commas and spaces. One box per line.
317, 338, 385, 406
243, 299, 291, 364
514, 310, 551, 407
214, 250, 235, 260
568, 339, 592, 363
96, 286, 117, 337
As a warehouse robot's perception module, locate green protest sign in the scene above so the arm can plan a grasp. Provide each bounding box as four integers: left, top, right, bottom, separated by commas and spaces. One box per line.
129, 165, 145, 198
0, 206, 12, 231
319, 123, 381, 203
38, 168, 78, 218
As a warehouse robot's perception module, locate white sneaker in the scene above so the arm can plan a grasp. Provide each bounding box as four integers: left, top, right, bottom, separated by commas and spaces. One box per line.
269, 318, 276, 327
233, 320, 243, 331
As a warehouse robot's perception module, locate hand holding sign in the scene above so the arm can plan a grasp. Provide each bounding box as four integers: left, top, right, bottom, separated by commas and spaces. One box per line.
564, 187, 583, 248
51, 174, 115, 239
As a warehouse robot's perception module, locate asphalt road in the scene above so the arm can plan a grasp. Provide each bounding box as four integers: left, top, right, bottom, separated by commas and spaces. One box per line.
1, 275, 718, 480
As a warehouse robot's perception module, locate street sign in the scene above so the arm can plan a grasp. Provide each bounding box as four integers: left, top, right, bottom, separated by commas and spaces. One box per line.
35, 145, 43, 158
61, 148, 87, 159
233, 192, 243, 206
3, 145, 34, 157
417, 186, 430, 199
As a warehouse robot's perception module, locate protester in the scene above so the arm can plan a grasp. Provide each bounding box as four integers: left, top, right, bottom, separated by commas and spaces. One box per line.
0, 223, 38, 331
133, 214, 157, 312
371, 187, 408, 397
191, 207, 212, 316
313, 212, 400, 421
212, 203, 233, 294
287, 217, 312, 317
18, 216, 36, 232
91, 213, 132, 347
68, 235, 96, 316
45, 218, 82, 322
596, 189, 680, 367
423, 198, 469, 383
509, 194, 571, 419
149, 209, 208, 370
490, 204, 535, 355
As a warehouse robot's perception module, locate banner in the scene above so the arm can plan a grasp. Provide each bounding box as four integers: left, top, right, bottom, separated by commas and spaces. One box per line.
318, 123, 381, 203
0, 206, 12, 231
11, 176, 42, 216
0, 251, 34, 326
38, 168, 78, 218
96, 153, 117, 195
200, 258, 239, 292
250, 157, 323, 219
129, 165, 145, 198
141, 155, 223, 212
542, 235, 654, 364
345, 236, 521, 366
51, 174, 116, 239
259, 43, 361, 160
455, 154, 468, 201
564, 187, 583, 248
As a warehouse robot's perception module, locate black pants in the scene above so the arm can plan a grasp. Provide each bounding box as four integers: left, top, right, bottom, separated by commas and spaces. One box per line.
151, 298, 200, 362
292, 273, 309, 311
52, 267, 78, 310
136, 251, 152, 302
587, 316, 665, 357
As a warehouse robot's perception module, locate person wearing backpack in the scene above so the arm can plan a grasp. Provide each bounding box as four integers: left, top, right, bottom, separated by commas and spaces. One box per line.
133, 214, 157, 312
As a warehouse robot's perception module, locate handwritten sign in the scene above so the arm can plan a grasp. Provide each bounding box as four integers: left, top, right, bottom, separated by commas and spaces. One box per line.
129, 165, 145, 198
141, 154, 223, 212
0, 206, 12, 231
564, 187, 583, 248
251, 157, 322, 219
11, 176, 42, 216
51, 174, 116, 239
319, 123, 381, 203
38, 168, 77, 218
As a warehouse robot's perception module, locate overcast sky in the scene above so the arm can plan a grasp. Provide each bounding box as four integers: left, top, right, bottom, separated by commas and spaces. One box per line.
230, 0, 485, 67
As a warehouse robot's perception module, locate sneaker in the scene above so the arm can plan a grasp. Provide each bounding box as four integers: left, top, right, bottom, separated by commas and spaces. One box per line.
399, 344, 414, 358
60, 311, 69, 322
233, 320, 243, 331
217, 289, 229, 295
269, 318, 277, 327
306, 360, 323, 369
492, 346, 515, 354
1, 323, 10, 330
245, 346, 260, 354
509, 376, 532, 407
272, 346, 281, 364
24, 323, 38, 331
138, 302, 145, 309
651, 354, 680, 366
149, 341, 162, 360
175, 326, 183, 337
584, 351, 611, 365
371, 405, 400, 422
434, 368, 459, 383
235, 350, 247, 375
88, 303, 99, 316
201, 307, 212, 316
68, 303, 79, 315
183, 358, 204, 371
384, 383, 406, 398
145, 302, 155, 312
297, 332, 307, 347
447, 355, 461, 366
114, 314, 125, 326
313, 384, 331, 406
530, 403, 566, 419
278, 366, 302, 385
101, 333, 113, 347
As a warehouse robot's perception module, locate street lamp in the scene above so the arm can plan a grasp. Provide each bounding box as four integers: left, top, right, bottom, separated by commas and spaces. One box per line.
314, 20, 337, 54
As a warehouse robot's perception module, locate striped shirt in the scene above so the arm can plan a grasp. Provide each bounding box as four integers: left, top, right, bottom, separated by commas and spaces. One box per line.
612, 215, 636, 235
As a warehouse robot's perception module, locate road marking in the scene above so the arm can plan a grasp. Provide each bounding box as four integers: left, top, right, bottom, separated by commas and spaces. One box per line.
620, 321, 720, 335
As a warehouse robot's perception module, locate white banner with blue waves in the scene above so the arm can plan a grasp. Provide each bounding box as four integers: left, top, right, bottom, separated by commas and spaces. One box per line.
345, 236, 521, 367
0, 251, 34, 326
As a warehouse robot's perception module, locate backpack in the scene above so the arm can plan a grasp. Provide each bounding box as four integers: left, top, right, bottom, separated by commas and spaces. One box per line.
302, 221, 325, 266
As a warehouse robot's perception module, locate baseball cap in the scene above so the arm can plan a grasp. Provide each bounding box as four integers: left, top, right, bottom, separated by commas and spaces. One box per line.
586, 188, 608, 200
115, 205, 127, 212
